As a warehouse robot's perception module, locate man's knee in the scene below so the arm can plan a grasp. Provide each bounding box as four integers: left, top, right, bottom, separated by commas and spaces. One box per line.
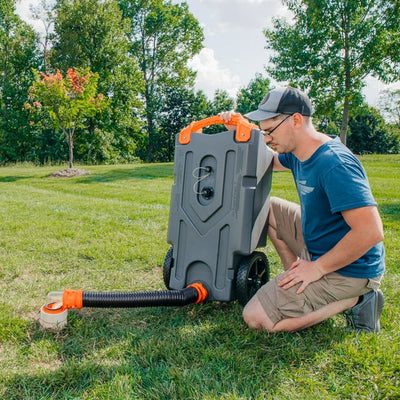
242, 296, 275, 332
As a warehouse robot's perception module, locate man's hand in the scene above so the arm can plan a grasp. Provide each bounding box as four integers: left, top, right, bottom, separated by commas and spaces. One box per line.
219, 110, 238, 130
278, 259, 324, 294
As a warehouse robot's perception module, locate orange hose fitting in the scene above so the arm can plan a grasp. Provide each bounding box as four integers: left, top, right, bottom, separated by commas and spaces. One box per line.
187, 283, 208, 304
62, 289, 84, 309
43, 302, 66, 314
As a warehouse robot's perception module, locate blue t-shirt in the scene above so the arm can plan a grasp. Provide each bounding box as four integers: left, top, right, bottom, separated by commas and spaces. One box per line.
278, 137, 385, 278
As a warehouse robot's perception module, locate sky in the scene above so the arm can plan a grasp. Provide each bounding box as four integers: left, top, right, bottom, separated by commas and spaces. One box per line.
184, 0, 291, 98
16, 0, 397, 106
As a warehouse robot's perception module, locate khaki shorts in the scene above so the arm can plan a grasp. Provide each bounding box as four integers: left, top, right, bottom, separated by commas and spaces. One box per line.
257, 272, 382, 324
257, 197, 382, 324
270, 196, 311, 260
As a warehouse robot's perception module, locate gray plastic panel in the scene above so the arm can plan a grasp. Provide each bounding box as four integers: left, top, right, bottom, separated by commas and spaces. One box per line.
167, 128, 274, 301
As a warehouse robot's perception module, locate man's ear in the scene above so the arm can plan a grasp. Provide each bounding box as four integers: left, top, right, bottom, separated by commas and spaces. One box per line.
291, 112, 303, 128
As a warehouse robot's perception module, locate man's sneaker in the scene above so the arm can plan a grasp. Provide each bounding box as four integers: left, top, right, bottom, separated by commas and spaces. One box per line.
343, 289, 384, 333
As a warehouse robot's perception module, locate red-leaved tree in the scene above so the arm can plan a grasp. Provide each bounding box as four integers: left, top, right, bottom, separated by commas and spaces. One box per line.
26, 68, 106, 168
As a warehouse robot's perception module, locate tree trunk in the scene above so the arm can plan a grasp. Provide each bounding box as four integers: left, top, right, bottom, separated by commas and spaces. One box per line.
340, 11, 351, 146
68, 130, 74, 169
340, 96, 350, 145
144, 84, 155, 162
2, 36, 10, 120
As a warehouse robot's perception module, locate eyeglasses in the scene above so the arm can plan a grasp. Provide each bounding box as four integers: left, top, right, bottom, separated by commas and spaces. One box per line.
261, 114, 292, 137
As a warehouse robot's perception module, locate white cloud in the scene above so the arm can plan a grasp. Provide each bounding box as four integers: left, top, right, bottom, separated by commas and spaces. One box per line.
363, 76, 400, 107
200, 0, 271, 4
15, 0, 47, 34
188, 48, 241, 99
192, 0, 289, 32
15, 1, 34, 22
185, 0, 288, 98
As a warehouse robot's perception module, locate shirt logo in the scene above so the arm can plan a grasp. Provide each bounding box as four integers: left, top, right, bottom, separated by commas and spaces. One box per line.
297, 180, 314, 196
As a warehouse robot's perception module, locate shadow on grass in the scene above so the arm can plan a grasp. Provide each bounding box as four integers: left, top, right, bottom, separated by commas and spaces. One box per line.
0, 176, 34, 182
76, 164, 174, 184
2, 303, 348, 400
380, 202, 400, 222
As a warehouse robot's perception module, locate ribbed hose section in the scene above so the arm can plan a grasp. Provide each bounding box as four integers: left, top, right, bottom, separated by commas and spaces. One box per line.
82, 287, 199, 308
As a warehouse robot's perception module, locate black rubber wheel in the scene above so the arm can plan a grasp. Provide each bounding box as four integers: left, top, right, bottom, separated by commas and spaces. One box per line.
235, 251, 270, 307
163, 246, 174, 289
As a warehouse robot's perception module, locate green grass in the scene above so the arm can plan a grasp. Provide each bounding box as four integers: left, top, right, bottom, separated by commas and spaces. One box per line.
0, 156, 399, 400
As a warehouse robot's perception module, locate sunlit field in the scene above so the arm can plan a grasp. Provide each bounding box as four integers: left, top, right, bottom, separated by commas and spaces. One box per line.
0, 156, 399, 399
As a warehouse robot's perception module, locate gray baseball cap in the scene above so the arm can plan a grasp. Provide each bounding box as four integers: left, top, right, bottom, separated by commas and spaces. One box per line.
244, 86, 313, 121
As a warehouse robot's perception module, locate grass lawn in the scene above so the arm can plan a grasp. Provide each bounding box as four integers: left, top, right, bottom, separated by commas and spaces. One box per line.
0, 155, 399, 400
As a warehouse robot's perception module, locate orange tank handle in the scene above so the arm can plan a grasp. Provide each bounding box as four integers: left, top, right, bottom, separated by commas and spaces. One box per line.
62, 289, 84, 309
178, 114, 259, 145
187, 283, 209, 304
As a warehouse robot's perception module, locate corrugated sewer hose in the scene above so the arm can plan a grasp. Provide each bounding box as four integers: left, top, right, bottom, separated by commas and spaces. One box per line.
39, 283, 208, 330
63, 283, 208, 308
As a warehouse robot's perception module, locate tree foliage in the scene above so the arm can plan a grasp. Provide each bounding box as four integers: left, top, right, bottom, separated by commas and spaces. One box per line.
119, 0, 204, 160
156, 87, 210, 161
236, 73, 272, 115
198, 89, 235, 135
265, 0, 400, 144
348, 105, 400, 154
0, 0, 41, 163
26, 68, 106, 168
1, 0, 399, 164
51, 0, 144, 163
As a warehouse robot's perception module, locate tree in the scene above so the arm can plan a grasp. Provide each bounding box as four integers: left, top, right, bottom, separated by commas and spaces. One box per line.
201, 89, 235, 135
119, 0, 204, 161
0, 0, 41, 162
265, 0, 400, 144
211, 89, 234, 114
236, 73, 272, 115
157, 87, 211, 161
52, 0, 131, 81
51, 0, 144, 163
26, 68, 106, 168
347, 105, 400, 154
